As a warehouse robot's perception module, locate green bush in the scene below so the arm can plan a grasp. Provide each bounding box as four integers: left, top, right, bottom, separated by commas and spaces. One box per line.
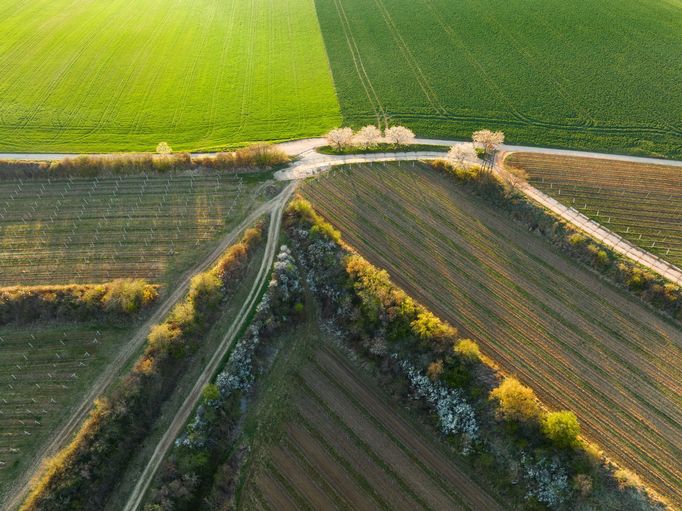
542, 411, 581, 448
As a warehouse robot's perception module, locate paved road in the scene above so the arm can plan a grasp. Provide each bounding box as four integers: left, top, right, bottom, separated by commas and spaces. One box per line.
271, 140, 682, 286
123, 181, 296, 511
2, 186, 293, 511
2, 137, 681, 167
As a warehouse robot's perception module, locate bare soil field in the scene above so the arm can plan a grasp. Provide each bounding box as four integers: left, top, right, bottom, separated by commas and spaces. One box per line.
506, 152, 682, 267
238, 317, 500, 511
301, 162, 682, 505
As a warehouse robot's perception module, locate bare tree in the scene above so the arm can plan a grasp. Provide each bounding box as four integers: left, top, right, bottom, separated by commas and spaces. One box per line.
502, 165, 528, 194
156, 142, 172, 155
472, 130, 504, 156
326, 127, 354, 150
353, 125, 382, 148
384, 125, 415, 146
447, 143, 477, 168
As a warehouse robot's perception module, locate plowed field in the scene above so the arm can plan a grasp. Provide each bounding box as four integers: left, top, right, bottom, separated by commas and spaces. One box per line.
239, 318, 500, 510
301, 162, 682, 505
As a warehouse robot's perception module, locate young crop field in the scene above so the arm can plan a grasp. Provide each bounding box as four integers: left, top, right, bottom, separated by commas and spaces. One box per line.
301, 162, 682, 505
315, 0, 682, 158
238, 317, 501, 511
507, 152, 682, 267
0, 323, 129, 498
0, 0, 341, 152
0, 173, 272, 286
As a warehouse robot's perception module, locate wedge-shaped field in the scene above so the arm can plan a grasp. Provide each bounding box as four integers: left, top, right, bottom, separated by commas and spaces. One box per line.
0, 0, 340, 152
507, 153, 682, 267
301, 162, 682, 504
315, 0, 682, 157
239, 318, 501, 511
0, 173, 271, 286
0, 323, 130, 498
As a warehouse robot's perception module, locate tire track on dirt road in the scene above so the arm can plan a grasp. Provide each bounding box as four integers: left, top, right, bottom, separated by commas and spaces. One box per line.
122, 181, 296, 511
4, 184, 292, 511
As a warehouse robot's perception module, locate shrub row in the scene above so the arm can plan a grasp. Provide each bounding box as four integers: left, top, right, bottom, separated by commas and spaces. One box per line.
0, 144, 289, 179
20, 221, 267, 511
284, 196, 665, 511
144, 245, 304, 511
0, 279, 158, 325
430, 160, 682, 321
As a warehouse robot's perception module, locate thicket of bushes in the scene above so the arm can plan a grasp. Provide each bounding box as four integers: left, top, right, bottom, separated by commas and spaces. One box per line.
0, 144, 289, 179
21, 221, 267, 511
430, 160, 682, 321
0, 279, 158, 325
144, 245, 304, 511
284, 196, 665, 511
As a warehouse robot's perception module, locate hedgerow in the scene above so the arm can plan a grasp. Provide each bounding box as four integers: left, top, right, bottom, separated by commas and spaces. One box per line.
284, 196, 666, 510
0, 279, 158, 325
20, 221, 267, 511
0, 144, 288, 179
144, 246, 303, 511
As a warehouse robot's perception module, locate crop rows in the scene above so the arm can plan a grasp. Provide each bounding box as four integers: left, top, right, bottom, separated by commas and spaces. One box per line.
301, 163, 682, 505
0, 324, 125, 492
242, 344, 499, 511
0, 173, 258, 286
508, 153, 682, 267
315, 0, 682, 157
0, 0, 340, 152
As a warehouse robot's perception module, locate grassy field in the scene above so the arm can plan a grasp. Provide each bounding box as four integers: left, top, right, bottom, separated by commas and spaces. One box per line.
301, 162, 682, 505
237, 313, 500, 511
507, 152, 682, 267
0, 173, 275, 286
0, 322, 131, 499
315, 0, 682, 158
0, 0, 340, 152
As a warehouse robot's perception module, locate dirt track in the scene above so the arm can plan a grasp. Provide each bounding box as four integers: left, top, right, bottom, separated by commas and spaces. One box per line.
121, 182, 296, 511
3, 185, 293, 511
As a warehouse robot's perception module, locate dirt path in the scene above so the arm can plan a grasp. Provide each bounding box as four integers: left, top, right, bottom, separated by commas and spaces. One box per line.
122, 181, 296, 511
3, 185, 293, 511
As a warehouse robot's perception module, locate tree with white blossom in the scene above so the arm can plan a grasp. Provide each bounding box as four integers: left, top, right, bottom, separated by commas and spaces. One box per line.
156, 141, 172, 155
384, 125, 415, 146
447, 143, 477, 168
353, 125, 382, 148
472, 129, 504, 156
326, 127, 354, 150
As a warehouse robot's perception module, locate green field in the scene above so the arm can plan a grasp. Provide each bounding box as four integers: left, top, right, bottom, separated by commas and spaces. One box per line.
315, 0, 682, 158
301, 163, 682, 505
0, 173, 274, 286
0, 0, 341, 152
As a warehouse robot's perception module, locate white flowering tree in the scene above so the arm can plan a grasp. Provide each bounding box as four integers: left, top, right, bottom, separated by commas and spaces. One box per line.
384, 125, 415, 146
447, 143, 477, 168
353, 125, 382, 148
156, 141, 172, 155
326, 127, 354, 150
472, 130, 504, 156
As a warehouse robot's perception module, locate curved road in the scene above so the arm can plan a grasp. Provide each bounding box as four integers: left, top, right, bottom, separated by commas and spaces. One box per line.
3, 184, 295, 511
271, 140, 682, 286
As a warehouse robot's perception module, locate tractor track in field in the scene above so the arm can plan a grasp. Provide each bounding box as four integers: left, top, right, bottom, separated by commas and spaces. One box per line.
122, 181, 296, 511
3, 183, 295, 511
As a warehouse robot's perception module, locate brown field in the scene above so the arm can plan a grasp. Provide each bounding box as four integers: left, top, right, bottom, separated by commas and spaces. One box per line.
506, 152, 682, 267
238, 320, 501, 511
301, 162, 682, 505
0, 173, 266, 286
